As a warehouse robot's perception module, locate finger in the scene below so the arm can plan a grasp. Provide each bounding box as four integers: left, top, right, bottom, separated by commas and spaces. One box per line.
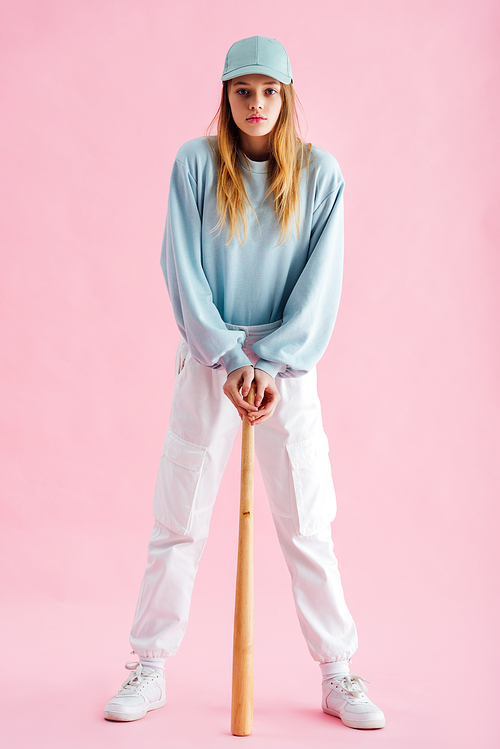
250, 396, 280, 422
254, 390, 280, 414
254, 383, 265, 409
231, 388, 258, 412
252, 400, 280, 424
248, 410, 273, 426
235, 399, 258, 415
250, 405, 273, 422
240, 372, 255, 399
227, 391, 258, 415
223, 382, 249, 407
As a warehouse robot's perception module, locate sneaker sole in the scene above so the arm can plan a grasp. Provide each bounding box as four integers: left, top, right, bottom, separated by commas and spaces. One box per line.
322, 706, 385, 730
104, 697, 166, 722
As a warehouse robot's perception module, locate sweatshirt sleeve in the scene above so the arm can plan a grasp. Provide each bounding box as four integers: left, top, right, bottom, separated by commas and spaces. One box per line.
252, 177, 345, 378
161, 157, 252, 374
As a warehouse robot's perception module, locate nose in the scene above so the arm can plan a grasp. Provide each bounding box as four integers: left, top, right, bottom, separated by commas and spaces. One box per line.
249, 93, 264, 110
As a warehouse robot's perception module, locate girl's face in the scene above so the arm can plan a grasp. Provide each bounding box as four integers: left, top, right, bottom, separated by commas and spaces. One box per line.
227, 74, 282, 142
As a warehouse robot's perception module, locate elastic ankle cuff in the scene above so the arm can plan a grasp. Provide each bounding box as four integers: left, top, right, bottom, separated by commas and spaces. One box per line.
320, 660, 350, 680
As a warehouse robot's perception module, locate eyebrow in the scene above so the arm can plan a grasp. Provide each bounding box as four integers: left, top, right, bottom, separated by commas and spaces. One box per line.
231, 80, 280, 86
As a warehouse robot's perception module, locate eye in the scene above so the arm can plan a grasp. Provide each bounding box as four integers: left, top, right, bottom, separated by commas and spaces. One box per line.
265, 88, 279, 95
236, 88, 249, 96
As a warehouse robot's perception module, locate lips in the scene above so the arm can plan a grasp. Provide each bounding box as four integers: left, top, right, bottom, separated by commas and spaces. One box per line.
247, 116, 266, 123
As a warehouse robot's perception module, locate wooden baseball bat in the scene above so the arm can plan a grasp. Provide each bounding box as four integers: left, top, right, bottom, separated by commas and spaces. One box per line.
231, 383, 255, 737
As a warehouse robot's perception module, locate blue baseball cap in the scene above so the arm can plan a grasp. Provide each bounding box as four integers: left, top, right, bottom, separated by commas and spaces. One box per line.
221, 36, 293, 85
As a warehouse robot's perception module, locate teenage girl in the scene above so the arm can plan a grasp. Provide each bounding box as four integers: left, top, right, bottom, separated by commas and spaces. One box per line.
104, 35, 385, 731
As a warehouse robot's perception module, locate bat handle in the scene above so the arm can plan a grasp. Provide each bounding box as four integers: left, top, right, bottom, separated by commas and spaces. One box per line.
231, 383, 255, 736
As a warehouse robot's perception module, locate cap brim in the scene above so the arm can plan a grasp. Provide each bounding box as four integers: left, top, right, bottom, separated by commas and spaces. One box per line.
222, 64, 292, 84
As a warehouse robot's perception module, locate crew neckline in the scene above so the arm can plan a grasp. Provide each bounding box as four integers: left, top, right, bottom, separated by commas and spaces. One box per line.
239, 153, 269, 174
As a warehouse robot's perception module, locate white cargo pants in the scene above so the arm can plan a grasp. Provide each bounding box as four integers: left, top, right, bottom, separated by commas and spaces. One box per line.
130, 321, 358, 664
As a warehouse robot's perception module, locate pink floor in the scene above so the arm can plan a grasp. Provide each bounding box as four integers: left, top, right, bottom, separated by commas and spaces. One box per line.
3, 457, 497, 749
4, 593, 495, 749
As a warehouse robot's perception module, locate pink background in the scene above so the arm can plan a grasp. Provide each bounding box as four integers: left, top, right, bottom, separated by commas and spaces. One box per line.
1, 1, 499, 747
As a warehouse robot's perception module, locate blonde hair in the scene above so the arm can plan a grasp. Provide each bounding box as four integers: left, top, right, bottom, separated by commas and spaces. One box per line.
206, 81, 312, 246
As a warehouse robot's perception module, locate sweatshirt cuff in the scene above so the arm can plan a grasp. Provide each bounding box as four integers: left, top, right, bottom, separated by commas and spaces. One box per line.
220, 344, 252, 375
254, 358, 283, 379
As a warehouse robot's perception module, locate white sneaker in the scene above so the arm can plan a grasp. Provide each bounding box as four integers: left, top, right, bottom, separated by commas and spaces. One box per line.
103, 661, 166, 722
321, 674, 385, 729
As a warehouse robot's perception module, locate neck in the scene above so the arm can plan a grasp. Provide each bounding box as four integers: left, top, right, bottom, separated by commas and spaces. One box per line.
238, 132, 270, 161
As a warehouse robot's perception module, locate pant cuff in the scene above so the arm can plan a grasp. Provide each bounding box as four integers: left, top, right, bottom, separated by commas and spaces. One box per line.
319, 659, 350, 680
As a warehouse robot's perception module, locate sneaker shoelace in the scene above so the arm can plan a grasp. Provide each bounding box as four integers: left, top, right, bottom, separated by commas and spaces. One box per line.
333, 674, 370, 697
118, 661, 156, 693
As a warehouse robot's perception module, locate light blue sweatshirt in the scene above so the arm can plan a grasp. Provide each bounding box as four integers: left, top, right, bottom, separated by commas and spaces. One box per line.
161, 136, 344, 379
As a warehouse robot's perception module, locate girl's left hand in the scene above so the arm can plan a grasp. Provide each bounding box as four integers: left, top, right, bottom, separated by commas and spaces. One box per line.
246, 368, 281, 426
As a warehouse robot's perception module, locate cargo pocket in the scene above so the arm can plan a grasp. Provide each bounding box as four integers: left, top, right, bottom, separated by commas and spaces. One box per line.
286, 430, 337, 536
152, 428, 207, 536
